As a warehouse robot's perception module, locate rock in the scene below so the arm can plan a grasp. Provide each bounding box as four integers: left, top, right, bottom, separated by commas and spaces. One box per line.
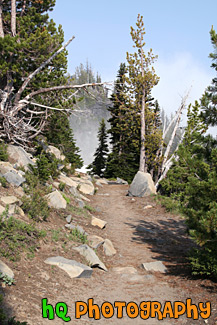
53, 181, 60, 189
116, 177, 128, 185
1, 196, 21, 206
103, 239, 116, 256
79, 182, 95, 196
0, 260, 14, 279
66, 215, 72, 223
16, 206, 25, 217
95, 181, 103, 187
91, 216, 107, 229
7, 145, 35, 170
4, 170, 25, 187
65, 224, 86, 235
144, 205, 153, 210
76, 198, 85, 209
97, 178, 108, 185
44, 256, 92, 278
14, 187, 25, 197
128, 171, 157, 197
112, 267, 137, 275
87, 235, 104, 249
0, 205, 5, 215
8, 204, 16, 215
136, 225, 155, 234
142, 261, 167, 273
0, 161, 14, 174
47, 145, 65, 161
69, 186, 80, 197
58, 174, 77, 188
74, 244, 107, 271
45, 190, 67, 209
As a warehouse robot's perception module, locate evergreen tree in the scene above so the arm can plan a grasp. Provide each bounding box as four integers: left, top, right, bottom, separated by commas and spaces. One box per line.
88, 119, 109, 177
201, 27, 217, 126
160, 102, 217, 279
0, 0, 83, 167
125, 14, 160, 173
105, 63, 140, 182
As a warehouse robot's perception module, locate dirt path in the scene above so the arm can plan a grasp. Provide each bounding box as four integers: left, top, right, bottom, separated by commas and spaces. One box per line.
2, 184, 217, 324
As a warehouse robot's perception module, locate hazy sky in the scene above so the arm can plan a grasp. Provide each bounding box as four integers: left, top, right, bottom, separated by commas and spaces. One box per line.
50, 0, 217, 121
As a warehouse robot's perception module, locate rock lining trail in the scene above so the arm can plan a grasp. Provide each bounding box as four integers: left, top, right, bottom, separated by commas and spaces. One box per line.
2, 184, 217, 324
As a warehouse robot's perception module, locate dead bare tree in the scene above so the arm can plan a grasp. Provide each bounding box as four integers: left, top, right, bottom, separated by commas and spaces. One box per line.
0, 34, 109, 148
155, 92, 190, 188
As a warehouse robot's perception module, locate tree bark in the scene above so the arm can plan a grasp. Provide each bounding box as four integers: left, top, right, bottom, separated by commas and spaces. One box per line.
139, 91, 146, 172
11, 0, 16, 36
0, 1, 4, 38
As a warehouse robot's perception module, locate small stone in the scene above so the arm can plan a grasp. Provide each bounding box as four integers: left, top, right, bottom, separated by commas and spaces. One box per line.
65, 224, 86, 235
66, 215, 72, 223
144, 205, 153, 210
103, 239, 116, 256
91, 216, 107, 229
76, 199, 85, 209
16, 206, 25, 217
74, 244, 107, 271
142, 261, 167, 273
87, 235, 104, 249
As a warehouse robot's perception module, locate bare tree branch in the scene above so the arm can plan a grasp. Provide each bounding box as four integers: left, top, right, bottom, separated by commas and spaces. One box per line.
11, 0, 16, 36
0, 1, 4, 38
14, 35, 75, 106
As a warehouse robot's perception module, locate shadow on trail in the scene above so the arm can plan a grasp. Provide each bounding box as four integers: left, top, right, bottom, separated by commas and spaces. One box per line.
125, 217, 197, 279
0, 286, 15, 323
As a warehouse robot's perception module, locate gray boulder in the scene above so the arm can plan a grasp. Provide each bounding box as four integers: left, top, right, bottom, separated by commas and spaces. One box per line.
44, 256, 92, 278
45, 190, 67, 209
7, 145, 35, 170
128, 171, 156, 197
0, 260, 14, 279
74, 244, 108, 271
4, 170, 25, 186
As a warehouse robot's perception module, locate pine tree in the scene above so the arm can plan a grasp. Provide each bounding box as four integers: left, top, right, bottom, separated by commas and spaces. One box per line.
125, 14, 161, 174
160, 102, 217, 279
0, 0, 83, 167
88, 119, 109, 177
105, 63, 140, 182
201, 26, 217, 126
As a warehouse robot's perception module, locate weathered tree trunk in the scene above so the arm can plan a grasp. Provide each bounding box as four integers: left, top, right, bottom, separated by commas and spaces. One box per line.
0, 1, 4, 38
11, 0, 16, 36
139, 91, 146, 172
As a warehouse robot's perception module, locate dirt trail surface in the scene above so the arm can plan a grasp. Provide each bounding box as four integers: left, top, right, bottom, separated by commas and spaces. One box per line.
1, 184, 217, 324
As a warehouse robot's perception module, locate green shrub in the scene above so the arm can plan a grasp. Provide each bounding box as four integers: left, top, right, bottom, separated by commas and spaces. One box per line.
29, 151, 60, 182
0, 176, 7, 188
0, 216, 46, 261
0, 142, 8, 161
22, 189, 49, 221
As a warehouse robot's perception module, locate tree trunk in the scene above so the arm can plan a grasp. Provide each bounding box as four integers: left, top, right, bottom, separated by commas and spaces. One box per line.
11, 0, 16, 36
139, 91, 146, 172
0, 1, 4, 38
